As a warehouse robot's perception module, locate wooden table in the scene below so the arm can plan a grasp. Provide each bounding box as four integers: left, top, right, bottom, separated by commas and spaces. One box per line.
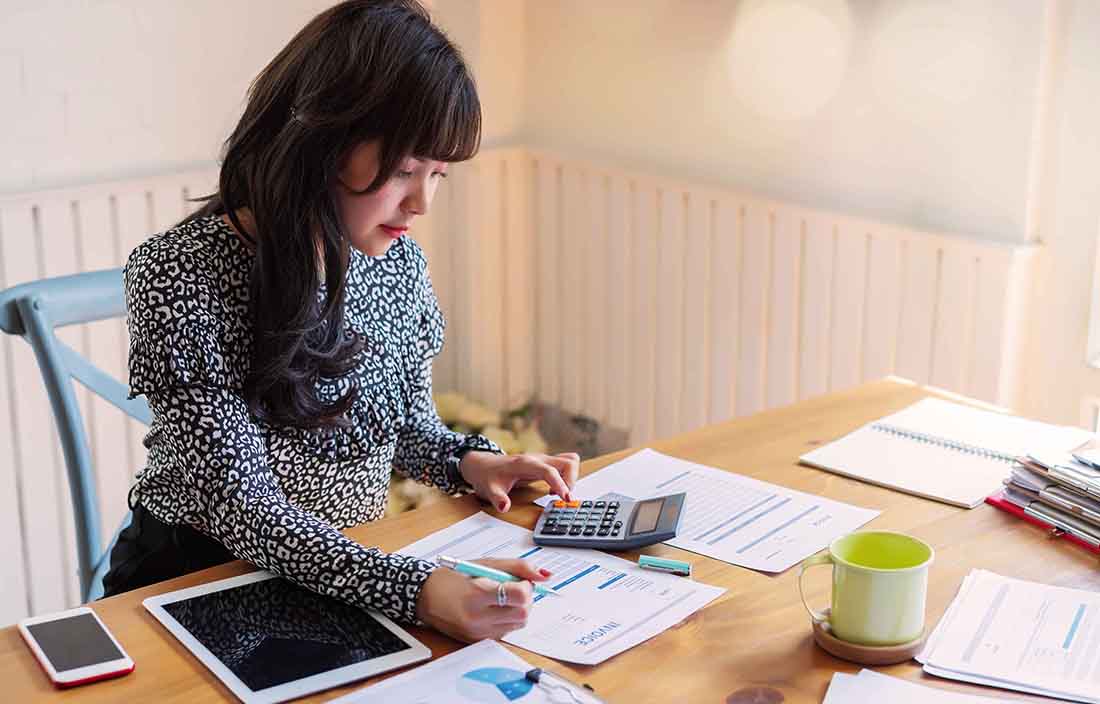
4, 380, 1099, 703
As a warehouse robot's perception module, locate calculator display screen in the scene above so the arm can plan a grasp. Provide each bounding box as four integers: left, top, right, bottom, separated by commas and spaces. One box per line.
631, 499, 662, 534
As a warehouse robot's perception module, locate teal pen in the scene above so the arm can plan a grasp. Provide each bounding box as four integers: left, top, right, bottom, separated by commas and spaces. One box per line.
437, 555, 565, 598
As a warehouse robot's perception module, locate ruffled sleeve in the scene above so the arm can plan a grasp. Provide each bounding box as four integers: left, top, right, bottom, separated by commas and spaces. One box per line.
123, 237, 249, 398
391, 243, 503, 492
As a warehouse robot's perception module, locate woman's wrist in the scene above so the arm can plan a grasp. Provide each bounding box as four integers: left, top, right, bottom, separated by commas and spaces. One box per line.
451, 434, 505, 487
457, 449, 496, 485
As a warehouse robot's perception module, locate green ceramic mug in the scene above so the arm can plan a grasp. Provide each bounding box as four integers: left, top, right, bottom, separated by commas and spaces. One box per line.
798, 530, 934, 646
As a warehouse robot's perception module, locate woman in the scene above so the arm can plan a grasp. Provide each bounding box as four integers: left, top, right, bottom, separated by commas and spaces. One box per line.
103, 0, 579, 644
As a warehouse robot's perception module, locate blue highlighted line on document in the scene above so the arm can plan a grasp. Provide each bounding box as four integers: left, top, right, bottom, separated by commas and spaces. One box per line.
553, 564, 600, 591
706, 497, 792, 546
1064, 604, 1087, 649
534, 564, 600, 602
692, 495, 775, 542
736, 505, 818, 553
654, 470, 692, 490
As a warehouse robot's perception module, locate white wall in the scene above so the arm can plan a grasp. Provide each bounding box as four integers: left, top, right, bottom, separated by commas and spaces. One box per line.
0, 0, 520, 197
519, 0, 1100, 427
2, 0, 1098, 430
1020, 0, 1100, 426
0, 0, 331, 194
430, 0, 526, 146
522, 0, 1046, 244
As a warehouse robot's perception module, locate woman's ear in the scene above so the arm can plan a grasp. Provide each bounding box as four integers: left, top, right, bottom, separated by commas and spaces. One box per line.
338, 140, 383, 194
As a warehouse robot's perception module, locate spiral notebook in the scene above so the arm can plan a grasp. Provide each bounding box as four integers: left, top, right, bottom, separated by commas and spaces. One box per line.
800, 398, 1093, 508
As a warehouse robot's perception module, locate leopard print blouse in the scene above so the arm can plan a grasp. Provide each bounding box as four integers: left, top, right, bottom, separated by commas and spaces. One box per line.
123, 214, 500, 625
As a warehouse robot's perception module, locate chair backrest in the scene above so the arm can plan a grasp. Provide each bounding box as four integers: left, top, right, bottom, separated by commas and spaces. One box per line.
0, 268, 151, 603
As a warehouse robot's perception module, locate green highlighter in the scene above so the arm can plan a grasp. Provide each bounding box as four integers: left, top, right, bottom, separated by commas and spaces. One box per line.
637, 555, 692, 577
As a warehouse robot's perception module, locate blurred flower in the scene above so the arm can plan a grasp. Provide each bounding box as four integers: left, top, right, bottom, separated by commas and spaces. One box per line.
482, 425, 521, 454
430, 392, 550, 452
515, 425, 548, 455
435, 391, 466, 425
433, 391, 502, 431
456, 400, 499, 430
391, 391, 550, 515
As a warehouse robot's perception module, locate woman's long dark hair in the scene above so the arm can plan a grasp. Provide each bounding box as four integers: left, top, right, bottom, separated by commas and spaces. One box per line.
188, 0, 480, 429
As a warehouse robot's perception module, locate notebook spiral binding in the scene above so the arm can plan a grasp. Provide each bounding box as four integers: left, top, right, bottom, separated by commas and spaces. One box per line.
870, 422, 1017, 464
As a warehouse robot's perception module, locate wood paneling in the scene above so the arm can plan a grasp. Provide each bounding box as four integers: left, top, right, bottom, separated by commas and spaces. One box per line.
0, 150, 1040, 622
0, 170, 215, 623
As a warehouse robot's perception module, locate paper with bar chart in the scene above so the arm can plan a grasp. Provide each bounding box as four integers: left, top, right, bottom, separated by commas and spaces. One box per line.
330, 640, 555, 704
537, 449, 879, 572
399, 512, 725, 665
918, 569, 1100, 703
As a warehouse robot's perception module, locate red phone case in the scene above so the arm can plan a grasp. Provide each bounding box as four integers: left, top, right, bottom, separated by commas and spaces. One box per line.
18, 621, 135, 688
52, 663, 135, 689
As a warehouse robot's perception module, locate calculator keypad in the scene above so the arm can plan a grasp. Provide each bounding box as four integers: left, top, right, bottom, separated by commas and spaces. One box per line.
540, 501, 623, 539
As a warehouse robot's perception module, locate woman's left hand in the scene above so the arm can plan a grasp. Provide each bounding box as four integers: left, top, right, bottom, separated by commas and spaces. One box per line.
458, 451, 580, 512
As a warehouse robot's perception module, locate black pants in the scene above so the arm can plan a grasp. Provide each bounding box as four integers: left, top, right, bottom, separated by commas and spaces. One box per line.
100, 503, 235, 598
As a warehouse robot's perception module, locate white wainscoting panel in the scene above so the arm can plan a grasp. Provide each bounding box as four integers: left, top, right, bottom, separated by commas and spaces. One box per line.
1, 148, 1037, 623
506, 149, 1038, 448
0, 169, 215, 624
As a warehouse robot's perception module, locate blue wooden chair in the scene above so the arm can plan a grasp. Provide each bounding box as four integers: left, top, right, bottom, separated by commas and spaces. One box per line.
0, 268, 152, 603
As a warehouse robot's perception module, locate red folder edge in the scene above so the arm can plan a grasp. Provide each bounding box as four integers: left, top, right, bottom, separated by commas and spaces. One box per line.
986, 490, 1100, 556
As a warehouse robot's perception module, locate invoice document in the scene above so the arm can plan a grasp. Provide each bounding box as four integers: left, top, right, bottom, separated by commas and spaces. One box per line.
537, 449, 879, 572
399, 512, 725, 665
919, 569, 1100, 703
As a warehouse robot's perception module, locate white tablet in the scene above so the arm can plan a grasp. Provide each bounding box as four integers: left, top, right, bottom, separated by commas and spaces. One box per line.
144, 571, 431, 704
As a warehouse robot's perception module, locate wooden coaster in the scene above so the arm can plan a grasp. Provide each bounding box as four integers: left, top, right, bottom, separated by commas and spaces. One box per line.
812, 618, 926, 666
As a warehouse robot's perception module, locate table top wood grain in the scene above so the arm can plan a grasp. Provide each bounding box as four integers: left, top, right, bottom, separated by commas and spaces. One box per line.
4, 379, 1097, 703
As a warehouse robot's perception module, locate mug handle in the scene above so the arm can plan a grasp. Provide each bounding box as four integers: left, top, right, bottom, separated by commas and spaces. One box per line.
798, 552, 833, 623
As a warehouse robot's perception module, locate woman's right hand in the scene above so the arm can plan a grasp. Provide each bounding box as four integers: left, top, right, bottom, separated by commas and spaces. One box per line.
415, 559, 551, 642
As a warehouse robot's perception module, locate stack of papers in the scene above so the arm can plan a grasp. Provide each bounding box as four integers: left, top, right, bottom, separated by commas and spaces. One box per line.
918, 569, 1100, 703
824, 669, 1007, 703
536, 448, 879, 573
995, 452, 1100, 550
800, 398, 1091, 508
1022, 448, 1100, 502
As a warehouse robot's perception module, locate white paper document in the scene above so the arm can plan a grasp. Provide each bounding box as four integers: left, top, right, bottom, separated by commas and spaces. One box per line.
398, 512, 725, 665
919, 569, 1100, 703
331, 640, 578, 703
536, 449, 879, 572
823, 669, 1007, 703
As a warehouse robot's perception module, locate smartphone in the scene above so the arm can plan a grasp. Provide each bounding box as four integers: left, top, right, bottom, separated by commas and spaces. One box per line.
17, 606, 134, 688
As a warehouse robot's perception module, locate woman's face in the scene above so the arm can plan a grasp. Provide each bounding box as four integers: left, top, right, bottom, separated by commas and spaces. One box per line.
334, 140, 448, 257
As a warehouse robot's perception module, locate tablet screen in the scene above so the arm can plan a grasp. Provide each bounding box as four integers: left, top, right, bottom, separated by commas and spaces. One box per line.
160, 577, 411, 692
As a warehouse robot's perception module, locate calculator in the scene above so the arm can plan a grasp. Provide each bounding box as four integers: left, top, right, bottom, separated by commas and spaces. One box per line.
532, 493, 687, 551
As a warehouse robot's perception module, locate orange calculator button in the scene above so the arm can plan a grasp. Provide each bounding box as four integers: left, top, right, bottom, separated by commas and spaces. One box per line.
552, 500, 567, 508
565, 500, 581, 508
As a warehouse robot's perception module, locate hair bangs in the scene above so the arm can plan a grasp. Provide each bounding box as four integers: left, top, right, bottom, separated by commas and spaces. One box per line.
413, 62, 481, 163
363, 52, 481, 192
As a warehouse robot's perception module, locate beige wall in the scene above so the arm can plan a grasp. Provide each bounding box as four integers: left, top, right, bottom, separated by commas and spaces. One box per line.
0, 0, 521, 196
1, 0, 1098, 427
1020, 0, 1100, 426
513, 0, 1100, 427
0, 0, 335, 194
433, 0, 527, 146
521, 0, 1046, 244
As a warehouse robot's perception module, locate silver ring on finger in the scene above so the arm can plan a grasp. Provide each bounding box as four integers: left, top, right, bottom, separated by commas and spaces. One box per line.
496, 581, 508, 607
